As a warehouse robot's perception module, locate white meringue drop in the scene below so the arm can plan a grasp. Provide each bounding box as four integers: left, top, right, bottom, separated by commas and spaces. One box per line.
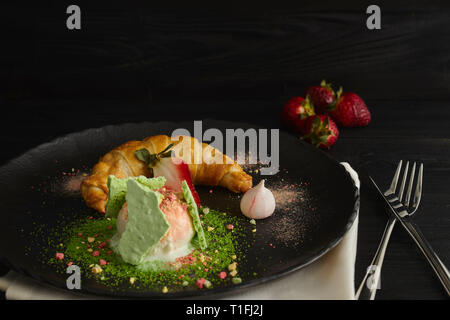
240, 180, 276, 219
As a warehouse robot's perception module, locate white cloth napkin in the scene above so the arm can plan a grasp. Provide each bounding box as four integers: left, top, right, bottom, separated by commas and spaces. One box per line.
0, 162, 359, 300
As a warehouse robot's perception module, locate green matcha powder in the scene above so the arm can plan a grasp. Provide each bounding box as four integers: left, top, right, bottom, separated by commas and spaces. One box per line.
46, 207, 248, 293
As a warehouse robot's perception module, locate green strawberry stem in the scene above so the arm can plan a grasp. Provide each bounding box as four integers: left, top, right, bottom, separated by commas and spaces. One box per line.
326, 86, 343, 111
302, 117, 334, 149
301, 94, 315, 118
134, 143, 175, 175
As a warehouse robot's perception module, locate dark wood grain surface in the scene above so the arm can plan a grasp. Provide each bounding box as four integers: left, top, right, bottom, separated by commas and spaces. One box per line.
1, 0, 449, 299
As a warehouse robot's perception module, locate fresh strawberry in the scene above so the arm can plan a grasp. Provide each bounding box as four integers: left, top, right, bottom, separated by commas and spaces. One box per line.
301, 115, 339, 149
280, 96, 315, 133
134, 145, 201, 206
153, 157, 201, 206
328, 92, 371, 127
306, 80, 338, 114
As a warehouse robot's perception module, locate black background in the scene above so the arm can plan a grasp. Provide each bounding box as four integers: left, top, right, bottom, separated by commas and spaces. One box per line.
1, 0, 449, 299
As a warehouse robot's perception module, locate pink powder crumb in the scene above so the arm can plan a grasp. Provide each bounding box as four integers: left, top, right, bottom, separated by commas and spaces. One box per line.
97, 242, 107, 249
63, 175, 85, 193
196, 278, 206, 289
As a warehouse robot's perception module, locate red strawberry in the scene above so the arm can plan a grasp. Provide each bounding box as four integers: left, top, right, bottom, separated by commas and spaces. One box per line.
301, 115, 339, 149
153, 157, 201, 206
306, 80, 337, 114
280, 96, 315, 133
135, 145, 201, 206
328, 92, 371, 127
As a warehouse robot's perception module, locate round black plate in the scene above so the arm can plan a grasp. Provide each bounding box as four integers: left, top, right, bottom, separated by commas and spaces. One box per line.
0, 120, 358, 298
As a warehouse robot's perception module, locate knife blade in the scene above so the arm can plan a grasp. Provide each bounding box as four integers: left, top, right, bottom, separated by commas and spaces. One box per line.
368, 176, 450, 296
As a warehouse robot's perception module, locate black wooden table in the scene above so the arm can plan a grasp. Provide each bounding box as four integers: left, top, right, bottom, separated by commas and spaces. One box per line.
1, 0, 449, 299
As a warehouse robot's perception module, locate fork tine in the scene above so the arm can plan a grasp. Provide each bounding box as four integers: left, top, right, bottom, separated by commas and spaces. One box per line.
398, 161, 409, 202
385, 160, 403, 196
411, 163, 423, 213
404, 162, 416, 208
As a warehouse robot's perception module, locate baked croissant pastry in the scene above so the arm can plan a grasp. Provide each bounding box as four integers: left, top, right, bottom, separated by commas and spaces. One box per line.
81, 135, 253, 213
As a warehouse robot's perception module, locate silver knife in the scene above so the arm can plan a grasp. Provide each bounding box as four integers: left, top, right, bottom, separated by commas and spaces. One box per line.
369, 176, 450, 296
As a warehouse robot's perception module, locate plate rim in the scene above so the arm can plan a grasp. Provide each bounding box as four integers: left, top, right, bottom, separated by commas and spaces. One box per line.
0, 119, 359, 299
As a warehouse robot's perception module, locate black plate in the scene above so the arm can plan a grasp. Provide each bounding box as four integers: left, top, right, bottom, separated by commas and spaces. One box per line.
0, 120, 358, 298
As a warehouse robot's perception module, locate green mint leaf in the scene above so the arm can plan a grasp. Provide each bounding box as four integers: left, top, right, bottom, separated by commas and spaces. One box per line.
135, 148, 151, 165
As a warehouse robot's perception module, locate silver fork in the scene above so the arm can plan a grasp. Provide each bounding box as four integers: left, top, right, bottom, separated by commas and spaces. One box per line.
356, 161, 450, 299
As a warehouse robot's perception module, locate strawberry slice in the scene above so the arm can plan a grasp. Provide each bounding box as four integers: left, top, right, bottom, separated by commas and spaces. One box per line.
135, 145, 201, 206
153, 157, 201, 206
